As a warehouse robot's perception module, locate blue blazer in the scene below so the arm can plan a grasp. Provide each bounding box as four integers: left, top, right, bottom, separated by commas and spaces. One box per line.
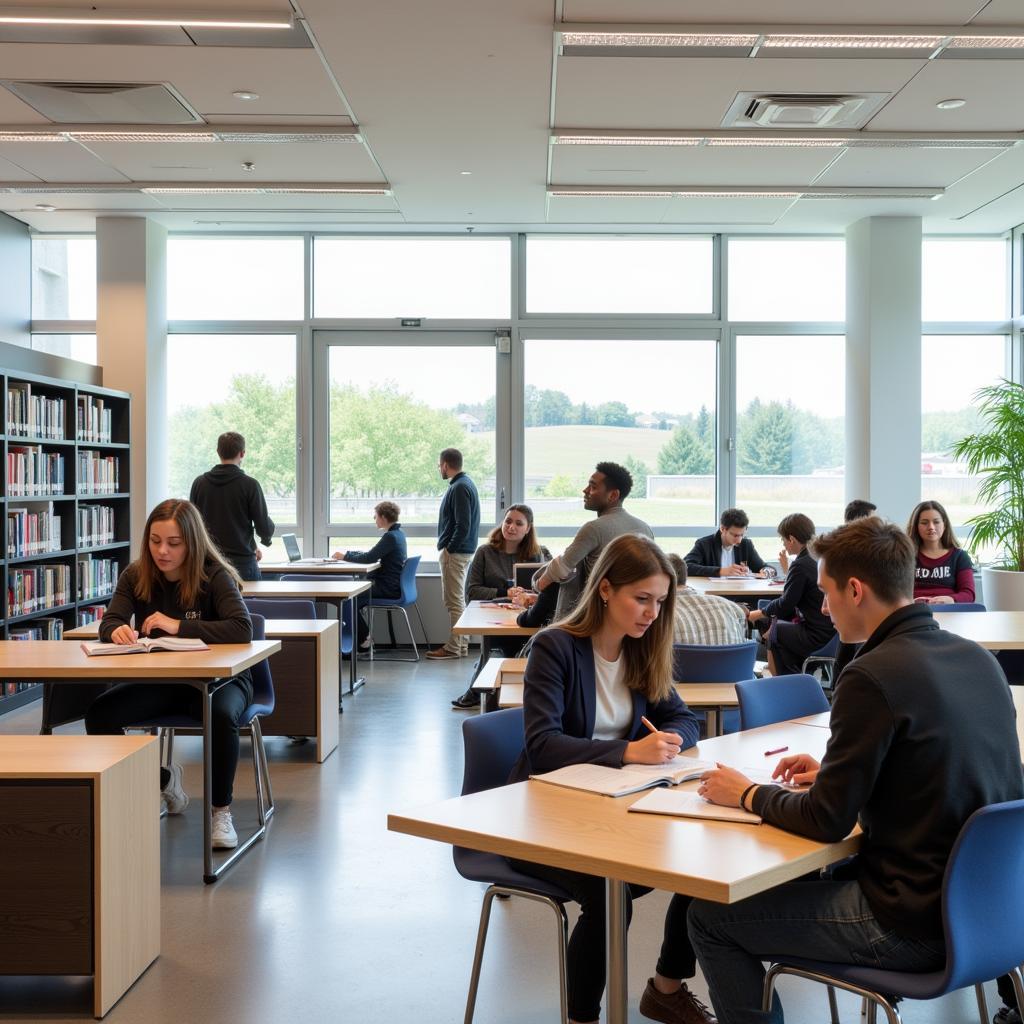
509, 628, 701, 782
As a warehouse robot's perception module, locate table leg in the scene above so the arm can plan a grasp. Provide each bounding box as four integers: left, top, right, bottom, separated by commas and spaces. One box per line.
349, 594, 366, 693
707, 708, 720, 738
202, 684, 214, 884
606, 877, 629, 1024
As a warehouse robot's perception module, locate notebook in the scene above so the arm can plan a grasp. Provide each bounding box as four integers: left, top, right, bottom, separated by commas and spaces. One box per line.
629, 788, 762, 824
80, 637, 210, 656
530, 758, 719, 798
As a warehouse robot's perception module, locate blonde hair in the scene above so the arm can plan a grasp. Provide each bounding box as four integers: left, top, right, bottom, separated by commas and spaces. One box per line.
558, 533, 676, 702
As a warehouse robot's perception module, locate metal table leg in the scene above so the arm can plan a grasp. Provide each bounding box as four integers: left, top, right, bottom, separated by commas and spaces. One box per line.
349, 593, 366, 693
606, 877, 629, 1024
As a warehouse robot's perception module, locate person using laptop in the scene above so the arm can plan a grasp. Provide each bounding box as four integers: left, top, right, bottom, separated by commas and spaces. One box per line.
333, 501, 407, 652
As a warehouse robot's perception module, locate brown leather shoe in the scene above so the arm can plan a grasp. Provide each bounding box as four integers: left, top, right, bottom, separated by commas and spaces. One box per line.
425, 647, 459, 660
639, 979, 717, 1024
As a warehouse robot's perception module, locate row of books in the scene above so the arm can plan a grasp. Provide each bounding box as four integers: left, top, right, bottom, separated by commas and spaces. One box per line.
77, 603, 106, 626
7, 383, 66, 440
7, 505, 62, 558
78, 504, 116, 548
76, 394, 113, 444
2, 682, 36, 696
9, 616, 64, 641
7, 446, 65, 497
78, 557, 118, 602
8, 563, 72, 616
76, 450, 120, 495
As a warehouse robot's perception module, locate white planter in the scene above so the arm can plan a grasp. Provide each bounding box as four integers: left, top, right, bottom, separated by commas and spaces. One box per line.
981, 567, 1024, 611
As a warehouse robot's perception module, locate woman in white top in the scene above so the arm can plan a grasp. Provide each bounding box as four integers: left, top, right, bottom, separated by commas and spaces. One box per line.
508, 534, 708, 1024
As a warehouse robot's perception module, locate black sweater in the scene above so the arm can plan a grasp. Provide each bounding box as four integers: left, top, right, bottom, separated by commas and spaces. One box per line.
754, 604, 1024, 939
684, 532, 766, 577
190, 464, 275, 560
344, 523, 407, 599
761, 548, 834, 642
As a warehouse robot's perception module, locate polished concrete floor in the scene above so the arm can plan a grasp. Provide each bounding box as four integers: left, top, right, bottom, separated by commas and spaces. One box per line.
0, 657, 1003, 1023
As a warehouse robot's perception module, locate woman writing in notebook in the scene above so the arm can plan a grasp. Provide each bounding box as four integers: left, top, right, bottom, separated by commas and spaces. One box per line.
509, 533, 711, 1024
85, 498, 253, 851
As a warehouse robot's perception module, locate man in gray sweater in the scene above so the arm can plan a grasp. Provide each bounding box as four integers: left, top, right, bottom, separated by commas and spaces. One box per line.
535, 461, 654, 619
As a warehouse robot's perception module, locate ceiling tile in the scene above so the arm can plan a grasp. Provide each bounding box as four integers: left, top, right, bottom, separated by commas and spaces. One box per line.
546, 193, 673, 222
814, 146, 1003, 187
661, 194, 792, 224
0, 142, 131, 182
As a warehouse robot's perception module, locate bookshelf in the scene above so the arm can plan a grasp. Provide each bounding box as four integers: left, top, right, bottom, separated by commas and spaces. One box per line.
1, 368, 130, 715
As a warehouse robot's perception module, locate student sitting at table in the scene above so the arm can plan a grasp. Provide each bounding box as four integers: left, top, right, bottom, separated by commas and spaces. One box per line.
907, 499, 976, 605
747, 513, 834, 676
509, 534, 711, 1024
332, 500, 407, 652
667, 554, 747, 646
684, 508, 770, 578
85, 498, 253, 851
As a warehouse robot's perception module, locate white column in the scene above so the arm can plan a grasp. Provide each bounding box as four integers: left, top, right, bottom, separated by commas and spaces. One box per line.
845, 217, 922, 520
95, 218, 167, 549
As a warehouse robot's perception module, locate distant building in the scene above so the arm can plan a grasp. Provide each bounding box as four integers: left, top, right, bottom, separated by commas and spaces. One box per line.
457, 412, 482, 432
635, 414, 679, 430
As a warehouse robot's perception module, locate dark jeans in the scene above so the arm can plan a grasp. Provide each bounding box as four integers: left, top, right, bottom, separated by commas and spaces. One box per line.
85, 676, 253, 807
998, 973, 1020, 1009
510, 859, 695, 1022
353, 583, 401, 645
687, 878, 945, 1024
229, 555, 261, 581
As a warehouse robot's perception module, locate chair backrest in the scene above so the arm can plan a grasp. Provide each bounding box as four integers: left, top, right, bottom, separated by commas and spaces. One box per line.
673, 640, 758, 683
244, 597, 317, 620
941, 798, 1024, 991
461, 708, 525, 796
932, 603, 987, 613
398, 555, 421, 604
807, 633, 841, 660
247, 613, 275, 714
280, 575, 351, 627
735, 673, 829, 730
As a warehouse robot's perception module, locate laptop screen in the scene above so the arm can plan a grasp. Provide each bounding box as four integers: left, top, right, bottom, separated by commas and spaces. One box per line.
281, 533, 302, 561
513, 562, 545, 590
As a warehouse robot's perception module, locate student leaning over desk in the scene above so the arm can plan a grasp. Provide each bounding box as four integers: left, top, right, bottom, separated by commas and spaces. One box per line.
85, 498, 254, 851
509, 534, 714, 1024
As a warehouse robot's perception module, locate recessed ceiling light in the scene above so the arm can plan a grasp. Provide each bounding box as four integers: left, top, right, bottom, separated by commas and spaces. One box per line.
232, 91, 260, 101
460, 170, 472, 175
34, 203, 56, 212
936, 98, 967, 110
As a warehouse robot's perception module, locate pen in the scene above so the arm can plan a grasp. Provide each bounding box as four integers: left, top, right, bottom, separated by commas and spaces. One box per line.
764, 745, 789, 757
640, 715, 658, 735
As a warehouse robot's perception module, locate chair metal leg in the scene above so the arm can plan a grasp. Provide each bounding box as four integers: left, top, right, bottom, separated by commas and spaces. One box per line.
412, 602, 427, 652
828, 985, 840, 1024
254, 716, 274, 821
165, 727, 175, 767
250, 725, 266, 827
464, 887, 498, 1024
765, 964, 903, 1024
370, 604, 422, 661
974, 982, 989, 1024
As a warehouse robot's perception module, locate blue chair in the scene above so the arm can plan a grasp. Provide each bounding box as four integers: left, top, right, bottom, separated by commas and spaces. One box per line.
369, 555, 427, 662
801, 633, 842, 689
673, 641, 758, 735
762, 798, 1024, 1024
931, 603, 987, 613
735, 673, 829, 731
281, 574, 355, 659
457, 708, 572, 1024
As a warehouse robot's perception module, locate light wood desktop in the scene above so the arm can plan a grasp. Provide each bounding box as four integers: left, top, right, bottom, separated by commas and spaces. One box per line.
241, 578, 372, 697
388, 721, 854, 1024
0, 640, 279, 883
688, 577, 784, 600
791, 711, 832, 729
259, 559, 380, 575
931, 609, 1024, 649
0, 734, 160, 1017
66, 620, 341, 763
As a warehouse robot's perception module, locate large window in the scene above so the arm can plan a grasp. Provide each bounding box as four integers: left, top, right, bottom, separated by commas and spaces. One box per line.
166, 334, 298, 525
735, 335, 846, 558
31, 333, 97, 364
728, 239, 845, 321
922, 238, 1008, 321
31, 237, 96, 319
326, 340, 496, 560
522, 337, 717, 553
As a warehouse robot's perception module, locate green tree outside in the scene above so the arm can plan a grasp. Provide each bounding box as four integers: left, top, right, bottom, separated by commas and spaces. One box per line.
658, 424, 714, 474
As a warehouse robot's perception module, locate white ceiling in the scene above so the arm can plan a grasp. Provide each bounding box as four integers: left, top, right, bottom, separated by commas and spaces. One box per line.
0, 0, 1021, 234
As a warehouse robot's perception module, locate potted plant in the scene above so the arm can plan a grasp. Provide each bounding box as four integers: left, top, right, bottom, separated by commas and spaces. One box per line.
950, 379, 1024, 610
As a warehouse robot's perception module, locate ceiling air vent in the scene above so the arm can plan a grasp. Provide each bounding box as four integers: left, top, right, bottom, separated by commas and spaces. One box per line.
722, 92, 890, 130
2, 80, 199, 124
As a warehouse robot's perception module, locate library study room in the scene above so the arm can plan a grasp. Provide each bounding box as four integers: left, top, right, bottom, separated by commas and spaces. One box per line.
3, 2, 1024, 1023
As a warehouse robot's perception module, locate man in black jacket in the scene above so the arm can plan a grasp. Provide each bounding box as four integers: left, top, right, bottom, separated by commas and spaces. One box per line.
684, 508, 770, 578
189, 431, 275, 580
688, 517, 1024, 1024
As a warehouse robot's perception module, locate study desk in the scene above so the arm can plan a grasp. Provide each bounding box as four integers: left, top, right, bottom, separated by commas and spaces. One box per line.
0, 735, 160, 1018
453, 601, 537, 652
259, 559, 380, 576
388, 721, 854, 1024
66, 620, 341, 763
0, 640, 280, 883
931, 609, 1024, 649
792, 711, 832, 729
688, 577, 784, 600
241, 578, 372, 699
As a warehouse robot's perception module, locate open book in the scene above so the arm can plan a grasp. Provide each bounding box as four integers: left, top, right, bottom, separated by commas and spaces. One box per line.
530, 758, 719, 798
629, 788, 761, 824
80, 637, 210, 657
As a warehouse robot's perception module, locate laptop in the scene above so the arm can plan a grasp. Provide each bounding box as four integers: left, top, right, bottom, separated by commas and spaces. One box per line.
512, 562, 546, 591
281, 533, 335, 565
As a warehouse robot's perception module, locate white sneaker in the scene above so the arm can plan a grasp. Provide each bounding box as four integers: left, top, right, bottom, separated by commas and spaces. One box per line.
161, 762, 189, 815
211, 808, 238, 849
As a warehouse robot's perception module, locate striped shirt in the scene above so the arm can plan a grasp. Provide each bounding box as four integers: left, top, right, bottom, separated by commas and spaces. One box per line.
672, 586, 748, 646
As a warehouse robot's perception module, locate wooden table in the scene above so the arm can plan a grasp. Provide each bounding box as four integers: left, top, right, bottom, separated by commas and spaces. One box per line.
453, 601, 538, 681
66, 620, 341, 763
931, 609, 1024, 649
241, 578, 372, 698
388, 721, 854, 1024
0, 735, 160, 1018
259, 559, 380, 575
688, 577, 784, 600
0, 640, 280, 883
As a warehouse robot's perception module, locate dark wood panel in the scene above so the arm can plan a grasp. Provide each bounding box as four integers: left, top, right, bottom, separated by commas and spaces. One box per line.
0, 782, 92, 975
260, 640, 317, 736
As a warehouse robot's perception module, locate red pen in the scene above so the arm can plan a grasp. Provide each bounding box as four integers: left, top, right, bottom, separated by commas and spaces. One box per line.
764, 745, 789, 757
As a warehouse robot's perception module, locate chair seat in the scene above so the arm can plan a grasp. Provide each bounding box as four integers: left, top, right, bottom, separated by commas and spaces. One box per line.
453, 847, 573, 901
774, 955, 947, 1001
369, 594, 404, 607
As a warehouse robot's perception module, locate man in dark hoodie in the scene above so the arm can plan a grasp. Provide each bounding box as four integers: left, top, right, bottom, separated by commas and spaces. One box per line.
190, 431, 275, 580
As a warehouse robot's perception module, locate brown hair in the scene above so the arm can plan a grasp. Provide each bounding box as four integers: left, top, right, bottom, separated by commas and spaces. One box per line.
907, 500, 960, 551
133, 498, 241, 607
558, 534, 677, 702
667, 552, 688, 586
439, 447, 463, 471
777, 512, 816, 546
487, 503, 543, 560
844, 499, 877, 522
810, 517, 916, 604
374, 500, 400, 524
720, 507, 749, 529
217, 431, 245, 460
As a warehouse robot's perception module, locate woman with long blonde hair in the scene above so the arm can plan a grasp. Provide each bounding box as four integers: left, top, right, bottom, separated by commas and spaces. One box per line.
509, 533, 711, 1024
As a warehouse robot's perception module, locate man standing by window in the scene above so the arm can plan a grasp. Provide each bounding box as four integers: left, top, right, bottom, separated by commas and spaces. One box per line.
189, 431, 275, 581
428, 447, 480, 661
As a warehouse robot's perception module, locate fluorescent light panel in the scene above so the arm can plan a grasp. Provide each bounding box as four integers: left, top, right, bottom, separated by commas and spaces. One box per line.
549, 185, 943, 199
760, 34, 943, 49
142, 184, 389, 195
0, 126, 362, 144
551, 131, 1018, 150
0, 7, 293, 29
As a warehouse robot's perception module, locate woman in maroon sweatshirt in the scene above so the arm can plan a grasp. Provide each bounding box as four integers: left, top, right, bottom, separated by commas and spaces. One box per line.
907, 499, 975, 604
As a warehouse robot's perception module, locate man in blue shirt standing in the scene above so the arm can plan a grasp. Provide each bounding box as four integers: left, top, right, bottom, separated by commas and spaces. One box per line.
428, 447, 480, 661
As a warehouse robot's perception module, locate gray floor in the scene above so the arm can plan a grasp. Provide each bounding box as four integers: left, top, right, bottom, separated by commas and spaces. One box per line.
0, 656, 1002, 1023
